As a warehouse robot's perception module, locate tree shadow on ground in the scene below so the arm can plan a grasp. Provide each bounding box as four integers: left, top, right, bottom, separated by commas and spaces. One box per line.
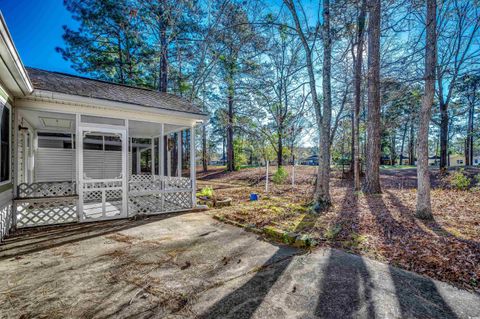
386, 190, 480, 248
364, 192, 459, 318
198, 245, 299, 319
0, 212, 189, 260
315, 188, 376, 318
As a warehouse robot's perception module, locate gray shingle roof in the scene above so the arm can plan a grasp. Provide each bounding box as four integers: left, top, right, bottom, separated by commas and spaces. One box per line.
26, 67, 206, 116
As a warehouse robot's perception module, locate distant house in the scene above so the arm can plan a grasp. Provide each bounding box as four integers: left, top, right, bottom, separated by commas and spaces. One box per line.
397, 155, 410, 165
449, 154, 465, 167
473, 156, 480, 166
428, 155, 440, 166
301, 154, 318, 166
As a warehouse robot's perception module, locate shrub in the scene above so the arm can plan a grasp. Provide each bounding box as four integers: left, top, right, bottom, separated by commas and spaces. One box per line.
272, 166, 288, 184
450, 169, 471, 190
324, 224, 342, 240
475, 174, 480, 185
197, 186, 214, 198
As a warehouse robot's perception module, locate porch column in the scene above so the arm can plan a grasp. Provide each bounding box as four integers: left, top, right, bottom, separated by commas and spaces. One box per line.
190, 126, 196, 207
159, 123, 164, 176
136, 148, 141, 174
177, 132, 182, 177
151, 138, 155, 175
129, 137, 132, 176
75, 113, 82, 218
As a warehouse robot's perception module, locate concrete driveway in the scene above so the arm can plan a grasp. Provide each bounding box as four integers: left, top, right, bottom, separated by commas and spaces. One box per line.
0, 212, 479, 319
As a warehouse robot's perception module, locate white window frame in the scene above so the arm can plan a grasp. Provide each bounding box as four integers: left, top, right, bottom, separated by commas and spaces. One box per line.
0, 100, 12, 186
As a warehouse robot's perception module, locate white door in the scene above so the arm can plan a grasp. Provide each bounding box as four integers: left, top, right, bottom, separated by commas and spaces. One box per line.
78, 126, 127, 221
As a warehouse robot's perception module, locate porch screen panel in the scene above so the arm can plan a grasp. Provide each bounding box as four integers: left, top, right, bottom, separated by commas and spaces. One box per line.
82, 134, 123, 179
35, 148, 75, 182
82, 132, 124, 220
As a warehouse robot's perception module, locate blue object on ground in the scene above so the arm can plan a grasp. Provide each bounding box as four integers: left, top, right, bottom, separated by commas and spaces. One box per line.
250, 193, 258, 201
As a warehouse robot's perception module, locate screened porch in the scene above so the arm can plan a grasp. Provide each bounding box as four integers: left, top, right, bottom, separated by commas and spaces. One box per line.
14, 109, 196, 228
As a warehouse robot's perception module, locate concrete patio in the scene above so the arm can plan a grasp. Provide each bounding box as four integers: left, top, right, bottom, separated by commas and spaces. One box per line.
0, 212, 479, 318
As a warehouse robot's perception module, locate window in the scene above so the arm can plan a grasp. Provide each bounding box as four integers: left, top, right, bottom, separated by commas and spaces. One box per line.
0, 104, 10, 182
457, 159, 464, 165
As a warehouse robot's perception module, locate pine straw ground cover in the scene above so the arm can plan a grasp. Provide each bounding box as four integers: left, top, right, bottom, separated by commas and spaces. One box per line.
198, 166, 480, 293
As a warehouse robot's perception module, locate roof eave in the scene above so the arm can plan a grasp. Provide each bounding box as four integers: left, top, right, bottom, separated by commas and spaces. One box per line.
0, 12, 33, 97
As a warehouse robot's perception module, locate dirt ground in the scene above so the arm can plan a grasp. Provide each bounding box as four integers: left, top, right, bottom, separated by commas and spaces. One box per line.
1, 212, 479, 319
199, 165, 480, 292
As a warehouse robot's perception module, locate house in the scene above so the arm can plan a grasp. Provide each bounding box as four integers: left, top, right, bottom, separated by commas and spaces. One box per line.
428, 155, 440, 166
300, 154, 318, 166
449, 154, 465, 167
0, 14, 207, 242
473, 156, 480, 166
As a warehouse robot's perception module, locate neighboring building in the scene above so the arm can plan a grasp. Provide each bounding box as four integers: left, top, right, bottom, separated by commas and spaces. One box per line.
397, 155, 411, 165
449, 154, 465, 167
0, 14, 207, 242
428, 155, 440, 166
300, 154, 318, 166
473, 156, 480, 166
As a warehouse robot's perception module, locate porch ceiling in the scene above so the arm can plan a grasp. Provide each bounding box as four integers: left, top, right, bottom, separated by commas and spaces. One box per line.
129, 120, 187, 138
18, 109, 189, 136
20, 109, 76, 132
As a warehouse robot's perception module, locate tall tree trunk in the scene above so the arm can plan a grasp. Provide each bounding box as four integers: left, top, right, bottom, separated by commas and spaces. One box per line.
284, 0, 331, 210
222, 136, 226, 165
390, 133, 396, 166
277, 128, 283, 167
409, 121, 415, 165
439, 100, 448, 169
314, 0, 332, 209
226, 69, 235, 171
353, 0, 367, 190
363, 0, 382, 194
466, 88, 476, 165
202, 124, 208, 172
117, 36, 125, 84
416, 0, 437, 220
158, 1, 168, 93
400, 121, 408, 165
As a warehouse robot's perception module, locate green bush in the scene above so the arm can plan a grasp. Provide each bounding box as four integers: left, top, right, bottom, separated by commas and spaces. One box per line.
324, 225, 342, 240
197, 186, 214, 198
450, 169, 471, 190
475, 174, 480, 185
272, 166, 288, 184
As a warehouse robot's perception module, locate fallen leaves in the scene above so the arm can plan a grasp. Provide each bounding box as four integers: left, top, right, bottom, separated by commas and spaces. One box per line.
202, 166, 480, 292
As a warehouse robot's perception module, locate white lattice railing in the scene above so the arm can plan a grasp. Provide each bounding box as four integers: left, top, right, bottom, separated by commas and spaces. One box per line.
0, 202, 13, 242
128, 175, 193, 215
17, 181, 76, 198
14, 196, 78, 228
11, 176, 194, 229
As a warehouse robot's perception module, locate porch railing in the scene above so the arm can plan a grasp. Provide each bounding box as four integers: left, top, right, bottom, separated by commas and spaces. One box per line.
13, 176, 193, 229
128, 175, 193, 215
17, 181, 76, 199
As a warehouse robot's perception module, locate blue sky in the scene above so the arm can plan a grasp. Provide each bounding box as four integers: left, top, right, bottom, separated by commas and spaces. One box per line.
0, 0, 78, 74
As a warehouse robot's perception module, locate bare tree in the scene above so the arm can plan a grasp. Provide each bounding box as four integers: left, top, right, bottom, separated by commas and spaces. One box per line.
353, 0, 367, 191
416, 0, 437, 219
363, 0, 382, 194
436, 0, 480, 169
284, 0, 333, 210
